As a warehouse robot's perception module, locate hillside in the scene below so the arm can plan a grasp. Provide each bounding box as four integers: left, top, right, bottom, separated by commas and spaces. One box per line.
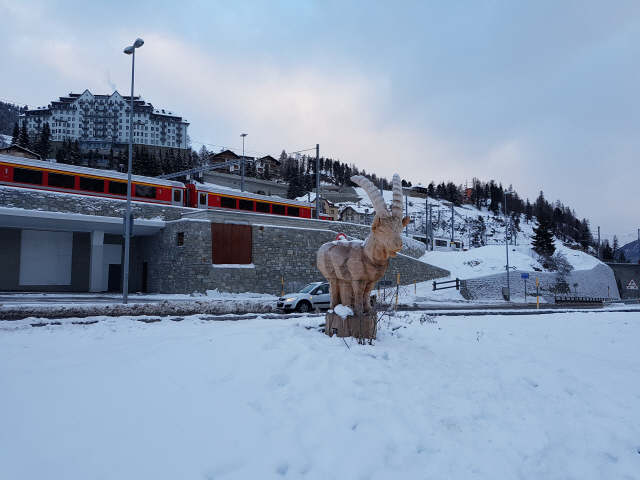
334, 186, 616, 303
619, 239, 639, 263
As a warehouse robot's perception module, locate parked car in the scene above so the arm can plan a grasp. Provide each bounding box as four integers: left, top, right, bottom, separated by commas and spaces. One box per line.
277, 282, 330, 313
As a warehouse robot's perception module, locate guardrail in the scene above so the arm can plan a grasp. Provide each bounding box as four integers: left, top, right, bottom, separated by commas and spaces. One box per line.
554, 295, 608, 304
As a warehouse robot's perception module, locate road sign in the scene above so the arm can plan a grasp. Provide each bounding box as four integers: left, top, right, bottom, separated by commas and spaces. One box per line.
627, 278, 638, 290
521, 273, 530, 279
336, 233, 347, 241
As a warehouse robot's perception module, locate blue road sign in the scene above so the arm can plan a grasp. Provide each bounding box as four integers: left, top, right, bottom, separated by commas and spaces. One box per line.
521, 273, 530, 279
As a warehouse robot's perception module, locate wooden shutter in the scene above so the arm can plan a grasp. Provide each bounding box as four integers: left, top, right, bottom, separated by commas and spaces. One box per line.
211, 223, 252, 264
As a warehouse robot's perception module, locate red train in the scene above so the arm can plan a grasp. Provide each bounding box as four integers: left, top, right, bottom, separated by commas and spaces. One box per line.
0, 154, 319, 218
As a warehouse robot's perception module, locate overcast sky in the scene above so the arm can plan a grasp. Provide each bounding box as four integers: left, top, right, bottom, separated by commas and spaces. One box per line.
2, 1, 640, 244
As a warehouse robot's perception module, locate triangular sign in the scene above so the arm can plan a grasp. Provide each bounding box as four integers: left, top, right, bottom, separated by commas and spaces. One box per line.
626, 278, 638, 289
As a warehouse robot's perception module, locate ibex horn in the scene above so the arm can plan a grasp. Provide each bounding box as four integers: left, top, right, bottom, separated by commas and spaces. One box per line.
391, 174, 404, 218
350, 175, 390, 218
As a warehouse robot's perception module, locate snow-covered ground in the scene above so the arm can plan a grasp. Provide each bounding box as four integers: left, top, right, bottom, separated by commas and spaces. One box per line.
1, 311, 639, 479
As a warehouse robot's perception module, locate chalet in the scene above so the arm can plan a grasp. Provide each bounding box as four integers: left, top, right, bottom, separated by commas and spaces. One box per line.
408, 183, 429, 198
0, 145, 41, 160
339, 204, 375, 225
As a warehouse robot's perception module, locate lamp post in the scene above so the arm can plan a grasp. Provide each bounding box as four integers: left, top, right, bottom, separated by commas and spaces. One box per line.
504, 189, 514, 301
315, 144, 320, 219
240, 133, 247, 192
122, 38, 144, 304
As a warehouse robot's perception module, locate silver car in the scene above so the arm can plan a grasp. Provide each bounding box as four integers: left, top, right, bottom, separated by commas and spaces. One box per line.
277, 282, 330, 313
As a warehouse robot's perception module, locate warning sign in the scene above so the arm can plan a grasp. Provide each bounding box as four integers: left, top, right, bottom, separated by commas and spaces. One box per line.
626, 278, 638, 290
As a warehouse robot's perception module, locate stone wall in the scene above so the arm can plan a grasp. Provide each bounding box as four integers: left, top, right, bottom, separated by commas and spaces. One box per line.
460, 263, 620, 302
139, 220, 447, 295
1, 185, 188, 221
201, 171, 289, 197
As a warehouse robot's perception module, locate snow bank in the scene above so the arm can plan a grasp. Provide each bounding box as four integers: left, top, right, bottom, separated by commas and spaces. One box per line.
1, 311, 639, 479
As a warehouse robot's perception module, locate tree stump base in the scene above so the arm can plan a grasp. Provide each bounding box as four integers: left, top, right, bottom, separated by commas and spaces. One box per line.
325, 312, 377, 340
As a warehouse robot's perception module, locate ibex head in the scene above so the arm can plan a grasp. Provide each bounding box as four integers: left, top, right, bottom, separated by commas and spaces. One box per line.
351, 174, 410, 258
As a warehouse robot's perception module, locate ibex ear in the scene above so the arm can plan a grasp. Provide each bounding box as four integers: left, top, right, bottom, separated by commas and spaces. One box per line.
371, 215, 381, 231
402, 215, 410, 227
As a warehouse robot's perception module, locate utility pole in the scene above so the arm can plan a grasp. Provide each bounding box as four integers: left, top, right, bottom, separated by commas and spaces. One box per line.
405, 195, 409, 236
315, 144, 320, 219
598, 226, 601, 259
240, 133, 247, 192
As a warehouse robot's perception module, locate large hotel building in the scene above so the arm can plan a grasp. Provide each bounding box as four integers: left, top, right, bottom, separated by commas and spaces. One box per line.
19, 89, 189, 156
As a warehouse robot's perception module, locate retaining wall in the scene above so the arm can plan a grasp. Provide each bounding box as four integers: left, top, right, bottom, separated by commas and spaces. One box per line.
460, 263, 620, 302
0, 185, 188, 221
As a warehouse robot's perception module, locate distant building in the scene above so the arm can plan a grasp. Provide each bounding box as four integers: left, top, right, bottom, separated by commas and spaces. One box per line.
339, 204, 374, 225
18, 89, 189, 163
0, 145, 41, 160
209, 150, 282, 179
408, 183, 429, 198
322, 199, 340, 221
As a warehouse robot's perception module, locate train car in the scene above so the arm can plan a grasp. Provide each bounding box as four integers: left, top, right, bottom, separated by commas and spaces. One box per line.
0, 154, 185, 206
0, 154, 322, 220
186, 183, 316, 219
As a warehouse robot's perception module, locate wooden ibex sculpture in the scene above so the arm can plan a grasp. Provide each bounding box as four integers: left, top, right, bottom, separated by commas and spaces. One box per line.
317, 174, 410, 317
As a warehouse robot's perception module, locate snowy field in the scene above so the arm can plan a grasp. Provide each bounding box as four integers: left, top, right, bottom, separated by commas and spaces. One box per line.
2, 311, 639, 479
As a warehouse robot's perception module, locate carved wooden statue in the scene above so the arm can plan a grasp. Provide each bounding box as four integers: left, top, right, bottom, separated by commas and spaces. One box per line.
317, 174, 410, 339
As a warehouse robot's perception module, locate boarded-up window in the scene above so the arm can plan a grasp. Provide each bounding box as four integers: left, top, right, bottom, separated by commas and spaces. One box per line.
211, 223, 251, 264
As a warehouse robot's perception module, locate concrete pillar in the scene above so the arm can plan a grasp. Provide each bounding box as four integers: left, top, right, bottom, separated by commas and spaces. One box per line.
89, 230, 105, 293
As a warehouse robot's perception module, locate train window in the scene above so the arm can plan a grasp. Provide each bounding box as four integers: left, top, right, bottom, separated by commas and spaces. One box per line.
173, 189, 182, 202
199, 193, 207, 205
238, 199, 254, 211
135, 184, 156, 198
13, 167, 43, 185
435, 239, 448, 247
108, 181, 128, 196
256, 202, 270, 213
79, 176, 105, 192
272, 204, 285, 215
286, 206, 300, 217
48, 172, 75, 189
221, 196, 237, 209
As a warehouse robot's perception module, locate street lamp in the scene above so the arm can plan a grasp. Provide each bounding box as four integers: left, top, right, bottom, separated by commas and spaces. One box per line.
240, 133, 247, 192
504, 189, 515, 301
122, 37, 144, 304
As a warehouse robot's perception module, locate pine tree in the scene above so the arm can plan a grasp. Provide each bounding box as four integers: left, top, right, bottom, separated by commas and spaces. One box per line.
11, 122, 20, 146
87, 149, 96, 168
525, 199, 533, 224
71, 139, 82, 166
132, 146, 143, 175
107, 146, 117, 170
35, 122, 52, 160
532, 210, 556, 256
18, 121, 30, 149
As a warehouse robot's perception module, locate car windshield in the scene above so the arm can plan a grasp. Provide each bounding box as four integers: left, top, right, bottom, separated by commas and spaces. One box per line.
297, 283, 320, 293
